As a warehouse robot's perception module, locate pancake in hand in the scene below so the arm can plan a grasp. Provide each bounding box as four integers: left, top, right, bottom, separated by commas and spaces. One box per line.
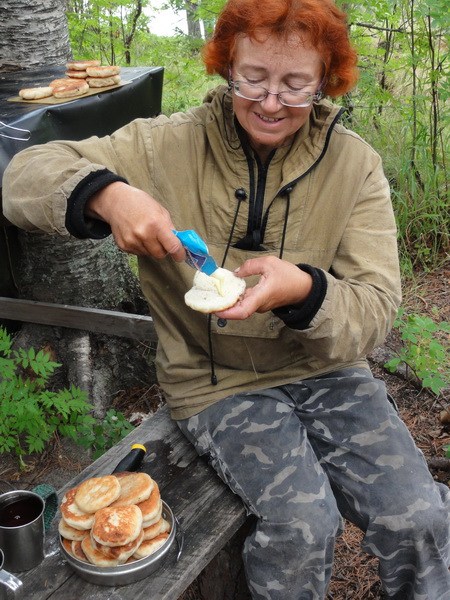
184, 267, 246, 313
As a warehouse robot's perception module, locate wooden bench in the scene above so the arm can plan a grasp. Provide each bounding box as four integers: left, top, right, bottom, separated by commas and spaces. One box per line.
17, 403, 250, 599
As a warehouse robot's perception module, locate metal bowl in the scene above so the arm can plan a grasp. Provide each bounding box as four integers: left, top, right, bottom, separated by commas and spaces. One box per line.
59, 501, 177, 586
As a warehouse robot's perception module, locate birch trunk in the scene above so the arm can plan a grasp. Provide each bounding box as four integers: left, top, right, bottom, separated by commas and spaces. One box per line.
0, 0, 71, 70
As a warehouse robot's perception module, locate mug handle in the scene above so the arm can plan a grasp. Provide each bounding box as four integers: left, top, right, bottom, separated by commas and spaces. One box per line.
31, 484, 58, 532
0, 550, 24, 600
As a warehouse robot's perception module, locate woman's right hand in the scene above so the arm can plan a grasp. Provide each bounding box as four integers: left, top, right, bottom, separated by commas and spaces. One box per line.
86, 181, 186, 261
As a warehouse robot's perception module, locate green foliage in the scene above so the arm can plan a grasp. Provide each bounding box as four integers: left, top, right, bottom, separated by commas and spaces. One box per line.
0, 327, 134, 469
339, 0, 449, 274
384, 308, 450, 396
67, 0, 150, 64
72, 408, 134, 460
130, 33, 222, 113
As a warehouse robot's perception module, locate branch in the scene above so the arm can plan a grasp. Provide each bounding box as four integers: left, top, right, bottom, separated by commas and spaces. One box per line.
352, 21, 407, 34
125, 0, 143, 48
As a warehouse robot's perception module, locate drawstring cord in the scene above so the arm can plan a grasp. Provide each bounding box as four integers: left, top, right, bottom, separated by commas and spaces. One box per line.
208, 188, 247, 385
221, 188, 247, 267
279, 186, 293, 260
208, 314, 218, 385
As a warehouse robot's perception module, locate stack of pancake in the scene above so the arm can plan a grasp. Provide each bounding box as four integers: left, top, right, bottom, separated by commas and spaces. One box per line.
59, 472, 171, 566
18, 60, 121, 101
66, 60, 122, 89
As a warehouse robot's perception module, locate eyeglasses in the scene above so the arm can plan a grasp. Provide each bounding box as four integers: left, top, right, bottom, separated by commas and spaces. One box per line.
230, 79, 322, 108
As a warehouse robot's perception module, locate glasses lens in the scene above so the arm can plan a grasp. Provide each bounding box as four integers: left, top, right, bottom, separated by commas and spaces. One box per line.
278, 92, 313, 107
234, 81, 266, 101
232, 81, 319, 108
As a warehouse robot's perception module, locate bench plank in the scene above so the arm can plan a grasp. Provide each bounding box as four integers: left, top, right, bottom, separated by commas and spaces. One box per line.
19, 404, 247, 600
0, 296, 158, 342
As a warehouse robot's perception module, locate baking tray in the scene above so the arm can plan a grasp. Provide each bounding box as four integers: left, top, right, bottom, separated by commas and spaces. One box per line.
59, 501, 180, 586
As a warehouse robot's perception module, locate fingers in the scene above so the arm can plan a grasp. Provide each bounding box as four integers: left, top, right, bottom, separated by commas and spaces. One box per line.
215, 287, 261, 320
216, 257, 313, 319
87, 182, 186, 260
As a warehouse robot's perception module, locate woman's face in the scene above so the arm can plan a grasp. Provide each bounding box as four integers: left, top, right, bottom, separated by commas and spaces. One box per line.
230, 32, 323, 160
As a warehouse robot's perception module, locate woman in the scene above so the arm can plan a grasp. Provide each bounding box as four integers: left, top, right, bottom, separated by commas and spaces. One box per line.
3, 0, 449, 597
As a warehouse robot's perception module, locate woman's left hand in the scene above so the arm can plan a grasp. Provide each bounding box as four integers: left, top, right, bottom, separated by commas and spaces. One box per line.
215, 256, 313, 320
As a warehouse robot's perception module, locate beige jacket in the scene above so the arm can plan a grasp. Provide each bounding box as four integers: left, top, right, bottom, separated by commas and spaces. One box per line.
3, 86, 402, 419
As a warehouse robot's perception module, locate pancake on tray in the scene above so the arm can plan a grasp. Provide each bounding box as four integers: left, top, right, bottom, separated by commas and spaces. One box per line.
18, 87, 53, 100
111, 472, 154, 506
58, 518, 87, 541
71, 539, 89, 562
136, 481, 161, 525
90, 528, 144, 565
133, 532, 169, 559
60, 486, 95, 530
74, 475, 121, 513
92, 504, 143, 547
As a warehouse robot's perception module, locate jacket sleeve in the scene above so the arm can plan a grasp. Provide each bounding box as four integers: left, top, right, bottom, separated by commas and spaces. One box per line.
286, 160, 402, 363
2, 119, 154, 235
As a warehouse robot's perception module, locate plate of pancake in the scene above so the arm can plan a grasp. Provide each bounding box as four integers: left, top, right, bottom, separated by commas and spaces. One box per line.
58, 472, 177, 585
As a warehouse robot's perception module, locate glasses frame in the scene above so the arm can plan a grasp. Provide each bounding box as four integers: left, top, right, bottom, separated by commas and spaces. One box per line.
229, 78, 323, 108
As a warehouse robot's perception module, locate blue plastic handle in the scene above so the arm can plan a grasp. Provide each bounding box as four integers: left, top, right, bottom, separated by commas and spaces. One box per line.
173, 229, 218, 275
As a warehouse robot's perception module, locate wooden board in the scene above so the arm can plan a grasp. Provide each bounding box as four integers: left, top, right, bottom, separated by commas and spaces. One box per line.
0, 297, 158, 342
17, 404, 247, 600
7, 80, 129, 105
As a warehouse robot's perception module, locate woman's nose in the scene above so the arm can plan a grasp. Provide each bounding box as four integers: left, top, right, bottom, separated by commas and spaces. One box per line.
259, 91, 283, 110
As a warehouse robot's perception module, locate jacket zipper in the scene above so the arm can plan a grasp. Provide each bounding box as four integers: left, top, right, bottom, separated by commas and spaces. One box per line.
238, 150, 275, 250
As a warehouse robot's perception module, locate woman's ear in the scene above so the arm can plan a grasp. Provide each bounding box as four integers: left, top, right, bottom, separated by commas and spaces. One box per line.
227, 66, 233, 89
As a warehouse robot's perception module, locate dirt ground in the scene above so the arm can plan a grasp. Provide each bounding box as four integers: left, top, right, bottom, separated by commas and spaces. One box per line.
1, 265, 448, 599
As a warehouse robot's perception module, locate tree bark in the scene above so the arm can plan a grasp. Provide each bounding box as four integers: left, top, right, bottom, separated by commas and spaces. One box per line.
14, 233, 153, 412
0, 0, 72, 70
185, 1, 202, 38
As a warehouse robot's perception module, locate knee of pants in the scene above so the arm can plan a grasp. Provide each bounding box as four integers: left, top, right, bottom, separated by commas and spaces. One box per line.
258, 496, 343, 541
368, 497, 449, 550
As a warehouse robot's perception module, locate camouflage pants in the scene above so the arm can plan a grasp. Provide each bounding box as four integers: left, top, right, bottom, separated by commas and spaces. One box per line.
177, 368, 450, 600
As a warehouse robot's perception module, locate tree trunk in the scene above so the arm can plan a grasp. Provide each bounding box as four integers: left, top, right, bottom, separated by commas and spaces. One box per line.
0, 0, 72, 70
14, 234, 152, 413
185, 1, 202, 38
1, 0, 155, 415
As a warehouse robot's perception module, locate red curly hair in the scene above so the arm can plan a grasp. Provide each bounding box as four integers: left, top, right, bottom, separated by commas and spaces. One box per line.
202, 0, 358, 97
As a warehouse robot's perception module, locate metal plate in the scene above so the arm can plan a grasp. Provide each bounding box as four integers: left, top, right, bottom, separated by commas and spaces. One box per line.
59, 501, 176, 586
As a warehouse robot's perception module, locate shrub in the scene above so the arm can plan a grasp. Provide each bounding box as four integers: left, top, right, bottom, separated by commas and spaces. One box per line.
0, 327, 133, 469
